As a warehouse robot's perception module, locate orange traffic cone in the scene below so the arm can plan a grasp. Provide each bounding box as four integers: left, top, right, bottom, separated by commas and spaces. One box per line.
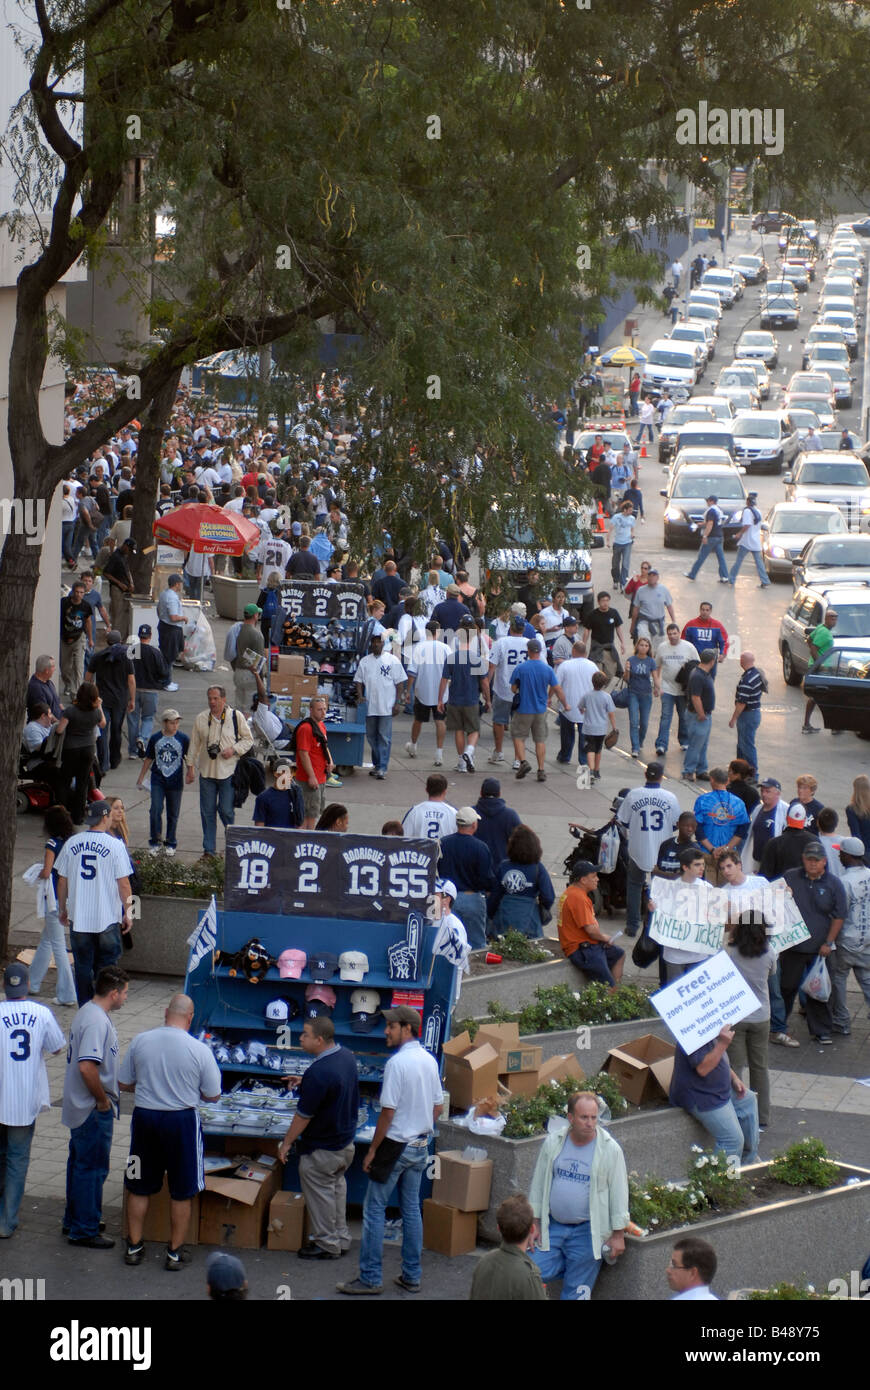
640, 444, 648, 458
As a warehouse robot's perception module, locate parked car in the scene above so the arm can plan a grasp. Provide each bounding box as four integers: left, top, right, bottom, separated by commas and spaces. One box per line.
661, 464, 748, 548
731, 411, 799, 474
792, 532, 870, 588
736, 330, 779, 367
802, 645, 870, 735
762, 500, 848, 581
783, 452, 870, 531
780, 583, 870, 684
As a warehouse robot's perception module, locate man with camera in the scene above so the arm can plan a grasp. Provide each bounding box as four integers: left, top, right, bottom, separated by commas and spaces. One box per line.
185, 685, 253, 860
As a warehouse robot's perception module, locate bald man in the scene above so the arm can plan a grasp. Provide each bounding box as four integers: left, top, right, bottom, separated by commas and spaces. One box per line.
119, 994, 222, 1271
728, 651, 765, 779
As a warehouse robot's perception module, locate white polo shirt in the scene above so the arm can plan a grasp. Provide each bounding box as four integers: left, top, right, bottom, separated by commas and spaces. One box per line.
381, 1039, 443, 1143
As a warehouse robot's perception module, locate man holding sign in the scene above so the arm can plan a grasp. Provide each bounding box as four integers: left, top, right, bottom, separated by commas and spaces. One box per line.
669, 1027, 760, 1169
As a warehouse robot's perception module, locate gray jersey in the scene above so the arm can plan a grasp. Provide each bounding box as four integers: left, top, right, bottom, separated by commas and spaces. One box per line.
119, 1025, 221, 1111
61, 1001, 120, 1129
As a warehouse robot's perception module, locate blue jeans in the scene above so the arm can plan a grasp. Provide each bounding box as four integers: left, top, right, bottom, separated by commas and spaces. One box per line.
735, 708, 761, 775
127, 691, 158, 755
730, 546, 769, 585
768, 961, 787, 1033
687, 537, 729, 581
199, 775, 236, 854
150, 782, 183, 849
454, 892, 487, 950
628, 690, 652, 753
98, 699, 127, 772
634, 422, 655, 444
359, 1141, 429, 1287
29, 907, 77, 1004
70, 924, 122, 1006
61, 521, 76, 564
626, 856, 647, 936
365, 714, 393, 773
611, 543, 632, 587
557, 715, 586, 764
688, 1088, 760, 1166
683, 711, 711, 776
64, 1106, 114, 1240
656, 692, 688, 751
532, 1219, 602, 1300
0, 1122, 35, 1235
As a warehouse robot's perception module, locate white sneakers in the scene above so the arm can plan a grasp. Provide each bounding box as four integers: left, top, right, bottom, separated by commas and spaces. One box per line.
404, 742, 417, 758
488, 749, 505, 764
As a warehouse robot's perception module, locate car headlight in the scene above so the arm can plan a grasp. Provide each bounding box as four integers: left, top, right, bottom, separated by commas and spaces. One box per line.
771, 545, 786, 558
756, 448, 778, 457
664, 507, 683, 521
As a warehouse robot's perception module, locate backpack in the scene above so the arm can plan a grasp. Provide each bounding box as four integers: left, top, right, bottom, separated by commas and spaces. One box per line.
284, 715, 330, 760
675, 658, 700, 690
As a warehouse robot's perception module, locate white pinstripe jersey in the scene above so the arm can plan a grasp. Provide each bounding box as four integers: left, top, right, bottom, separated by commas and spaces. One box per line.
0, 1000, 65, 1125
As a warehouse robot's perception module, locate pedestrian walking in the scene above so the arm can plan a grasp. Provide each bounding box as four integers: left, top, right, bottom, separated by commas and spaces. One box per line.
683, 495, 731, 583
693, 768, 750, 885
629, 568, 675, 644
436, 618, 488, 775
830, 838, 870, 1033
670, 258, 683, 289
554, 642, 598, 766
437, 808, 497, 950
61, 965, 129, 1247
231, 603, 266, 715
355, 633, 407, 780
681, 602, 728, 680
608, 500, 637, 590
403, 622, 450, 766
634, 396, 656, 445
0, 963, 65, 1238
625, 636, 658, 758
486, 614, 530, 766
729, 492, 770, 587
628, 372, 641, 416
86, 629, 135, 772
277, 1016, 360, 1261
510, 638, 568, 782
337, 1006, 443, 1296
137, 709, 190, 854
28, 803, 78, 1006
55, 682, 104, 825
293, 694, 340, 829
120, 993, 222, 1270
185, 685, 254, 859
100, 536, 136, 639
577, 671, 617, 781
59, 582, 93, 700
55, 799, 134, 1005
473, 778, 522, 867
617, 762, 680, 937
728, 652, 765, 777
654, 624, 698, 755
582, 591, 626, 677
801, 610, 838, 734
682, 649, 718, 781
127, 624, 171, 759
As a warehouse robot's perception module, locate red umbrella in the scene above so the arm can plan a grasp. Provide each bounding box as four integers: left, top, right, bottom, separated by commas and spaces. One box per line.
152, 503, 261, 555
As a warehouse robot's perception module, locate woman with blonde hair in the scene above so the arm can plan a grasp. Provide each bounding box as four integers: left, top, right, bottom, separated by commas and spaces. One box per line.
105, 795, 130, 844
846, 775, 870, 865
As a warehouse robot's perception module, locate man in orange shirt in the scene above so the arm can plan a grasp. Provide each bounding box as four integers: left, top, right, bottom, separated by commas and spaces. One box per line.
559, 861, 625, 987
295, 694, 339, 829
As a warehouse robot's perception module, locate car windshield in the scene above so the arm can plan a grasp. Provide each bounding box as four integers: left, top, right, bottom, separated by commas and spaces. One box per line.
827, 603, 870, 638
688, 304, 717, 318
719, 371, 754, 385
767, 298, 795, 310
741, 333, 772, 346
771, 511, 845, 535
576, 433, 628, 451
678, 430, 732, 447
735, 258, 760, 271
790, 396, 831, 412
648, 350, 695, 367
823, 366, 850, 383
703, 272, 731, 284
673, 475, 744, 500
817, 432, 857, 450
822, 315, 856, 329
809, 348, 848, 360
796, 463, 870, 485
805, 539, 870, 565
733, 418, 780, 439
667, 408, 714, 428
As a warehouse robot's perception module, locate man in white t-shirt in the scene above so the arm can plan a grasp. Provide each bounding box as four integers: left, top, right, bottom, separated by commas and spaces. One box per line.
55, 799, 134, 1005
729, 491, 770, 588
648, 849, 715, 981
654, 624, 699, 755
487, 614, 529, 766
354, 635, 407, 780
402, 773, 458, 840
0, 963, 65, 1238
554, 641, 598, 766
404, 622, 450, 766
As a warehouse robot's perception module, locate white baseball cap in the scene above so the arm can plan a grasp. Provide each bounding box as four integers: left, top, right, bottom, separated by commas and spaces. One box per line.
350, 988, 381, 1033
339, 950, 369, 982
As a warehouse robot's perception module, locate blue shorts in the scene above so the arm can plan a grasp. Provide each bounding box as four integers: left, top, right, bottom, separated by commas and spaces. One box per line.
491, 696, 514, 727
569, 942, 624, 986
125, 1107, 204, 1201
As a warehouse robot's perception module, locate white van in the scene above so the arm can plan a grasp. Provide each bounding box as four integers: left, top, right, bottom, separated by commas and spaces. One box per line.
641, 339, 698, 398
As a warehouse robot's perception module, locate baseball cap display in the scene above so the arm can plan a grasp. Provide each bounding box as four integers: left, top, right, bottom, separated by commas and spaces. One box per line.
277, 948, 307, 980
304, 998, 333, 1020
350, 987, 382, 1033
786, 804, 808, 827
339, 950, 369, 982
304, 983, 337, 1009
308, 951, 339, 982
265, 999, 288, 1026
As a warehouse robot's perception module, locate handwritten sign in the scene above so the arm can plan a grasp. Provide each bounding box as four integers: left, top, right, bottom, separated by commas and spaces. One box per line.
648, 879, 810, 959
651, 951, 759, 1051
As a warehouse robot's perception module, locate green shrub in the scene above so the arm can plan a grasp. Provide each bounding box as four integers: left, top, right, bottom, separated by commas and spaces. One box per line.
629, 1147, 746, 1232
492, 930, 551, 965
484, 981, 655, 1035
747, 1282, 831, 1301
768, 1138, 841, 1190
132, 849, 225, 899
501, 1072, 627, 1138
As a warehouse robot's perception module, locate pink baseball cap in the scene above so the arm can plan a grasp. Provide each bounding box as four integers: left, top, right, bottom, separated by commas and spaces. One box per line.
305, 983, 337, 1008
277, 949, 307, 980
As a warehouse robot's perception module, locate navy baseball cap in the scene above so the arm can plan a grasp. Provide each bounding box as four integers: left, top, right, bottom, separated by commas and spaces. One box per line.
206, 1252, 247, 1294
308, 951, 339, 983
138, 623, 152, 638
760, 777, 781, 790
4, 963, 29, 999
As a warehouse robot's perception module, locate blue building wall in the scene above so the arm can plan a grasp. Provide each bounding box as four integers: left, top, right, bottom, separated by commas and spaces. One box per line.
585, 223, 715, 353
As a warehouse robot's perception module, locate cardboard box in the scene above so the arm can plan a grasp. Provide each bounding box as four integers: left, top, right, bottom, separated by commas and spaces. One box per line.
603, 1034, 676, 1106
498, 1069, 541, 1098
422, 1199, 478, 1256
536, 1054, 586, 1089
198, 1161, 282, 1250
476, 1023, 542, 1075
223, 1139, 281, 1159
441, 1032, 500, 1111
122, 1177, 200, 1246
266, 1190, 307, 1251
273, 653, 305, 676
432, 1152, 493, 1213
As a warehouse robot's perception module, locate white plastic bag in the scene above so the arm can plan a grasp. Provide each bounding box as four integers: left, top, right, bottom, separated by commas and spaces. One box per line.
598, 822, 621, 875
803, 954, 832, 1002
181, 608, 217, 670
452, 1107, 506, 1137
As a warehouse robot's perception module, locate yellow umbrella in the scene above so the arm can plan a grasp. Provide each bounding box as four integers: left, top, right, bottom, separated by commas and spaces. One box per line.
595, 345, 648, 366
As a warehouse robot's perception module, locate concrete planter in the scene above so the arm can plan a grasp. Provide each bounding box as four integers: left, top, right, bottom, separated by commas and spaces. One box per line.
124, 895, 217, 977
458, 956, 585, 1018
211, 575, 261, 621
520, 1017, 667, 1070
438, 1107, 709, 1243
592, 1162, 870, 1301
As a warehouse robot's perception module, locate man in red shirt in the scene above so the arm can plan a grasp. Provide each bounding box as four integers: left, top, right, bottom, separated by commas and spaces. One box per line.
295, 694, 339, 828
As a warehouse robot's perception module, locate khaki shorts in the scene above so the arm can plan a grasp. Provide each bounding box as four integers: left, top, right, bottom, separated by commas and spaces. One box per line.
510, 711, 548, 743
445, 704, 480, 734
302, 782, 325, 820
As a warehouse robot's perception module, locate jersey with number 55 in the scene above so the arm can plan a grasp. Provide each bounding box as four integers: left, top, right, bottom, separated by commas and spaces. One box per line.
54, 832, 134, 935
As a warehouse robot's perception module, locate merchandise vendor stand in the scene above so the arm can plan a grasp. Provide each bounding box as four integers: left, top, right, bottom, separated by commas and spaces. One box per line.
185, 828, 459, 1204
270, 579, 369, 770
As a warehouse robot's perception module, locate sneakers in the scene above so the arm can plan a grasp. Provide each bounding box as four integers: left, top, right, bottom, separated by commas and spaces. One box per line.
815, 1035, 833, 1045
801, 725, 817, 734
125, 1243, 145, 1266
165, 847, 176, 857
69, 1234, 115, 1249
454, 760, 467, 773
325, 773, 343, 787
147, 844, 161, 855
375, 771, 386, 780
769, 1032, 800, 1048
404, 741, 417, 758
516, 761, 532, 779
682, 571, 696, 580
433, 753, 443, 766
512, 759, 521, 771
488, 749, 504, 764
136, 739, 146, 758
591, 769, 601, 781
394, 1273, 421, 1292
164, 1246, 192, 1271
718, 577, 731, 584
655, 747, 666, 756
336, 1278, 383, 1295
536, 769, 546, 782
461, 751, 475, 773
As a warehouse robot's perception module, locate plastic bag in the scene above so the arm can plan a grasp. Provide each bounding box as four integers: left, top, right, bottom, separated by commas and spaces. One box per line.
181, 607, 217, 670
802, 954, 832, 1002
452, 1107, 506, 1137
598, 823, 621, 875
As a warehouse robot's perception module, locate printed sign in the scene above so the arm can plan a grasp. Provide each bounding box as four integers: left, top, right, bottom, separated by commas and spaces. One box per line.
651, 951, 759, 1051
279, 580, 366, 624
223, 829, 438, 923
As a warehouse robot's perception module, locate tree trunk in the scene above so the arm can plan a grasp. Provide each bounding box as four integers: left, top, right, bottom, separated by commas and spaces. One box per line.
131, 369, 183, 596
